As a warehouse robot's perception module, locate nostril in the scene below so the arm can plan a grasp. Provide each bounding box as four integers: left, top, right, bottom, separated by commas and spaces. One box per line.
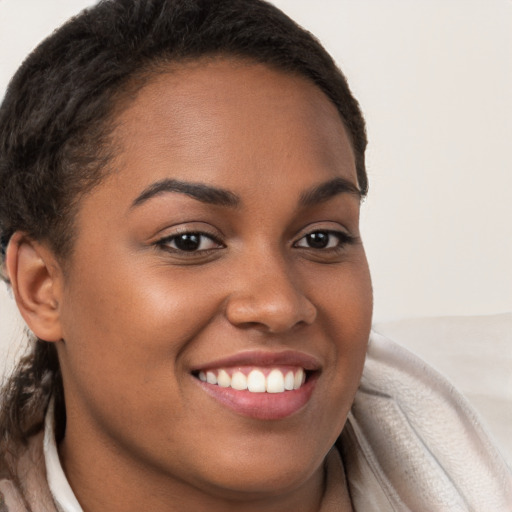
234, 321, 267, 331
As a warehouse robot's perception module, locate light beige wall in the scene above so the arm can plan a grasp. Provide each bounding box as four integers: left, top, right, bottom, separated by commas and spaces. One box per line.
1, 0, 511, 356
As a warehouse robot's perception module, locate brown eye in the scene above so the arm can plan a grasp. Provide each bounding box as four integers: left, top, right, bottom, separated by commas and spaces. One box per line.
294, 230, 356, 251
296, 231, 339, 249
173, 233, 202, 251
304, 232, 330, 249
159, 232, 222, 252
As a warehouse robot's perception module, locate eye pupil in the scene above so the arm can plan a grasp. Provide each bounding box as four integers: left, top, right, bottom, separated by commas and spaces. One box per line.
174, 233, 201, 251
306, 232, 329, 249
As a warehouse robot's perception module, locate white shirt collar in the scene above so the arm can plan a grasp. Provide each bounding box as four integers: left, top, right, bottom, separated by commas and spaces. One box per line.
43, 400, 84, 512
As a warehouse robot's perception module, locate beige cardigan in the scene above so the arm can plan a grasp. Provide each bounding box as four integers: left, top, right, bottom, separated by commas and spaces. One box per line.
1, 333, 511, 511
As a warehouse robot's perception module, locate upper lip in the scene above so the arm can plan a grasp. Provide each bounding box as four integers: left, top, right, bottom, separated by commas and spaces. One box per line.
191, 350, 322, 372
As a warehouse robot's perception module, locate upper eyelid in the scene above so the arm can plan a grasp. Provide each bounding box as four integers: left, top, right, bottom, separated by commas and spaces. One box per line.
155, 222, 224, 241
292, 223, 353, 241
294, 230, 355, 245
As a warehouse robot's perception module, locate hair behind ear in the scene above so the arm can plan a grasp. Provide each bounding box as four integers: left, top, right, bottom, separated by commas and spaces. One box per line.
0, 339, 65, 466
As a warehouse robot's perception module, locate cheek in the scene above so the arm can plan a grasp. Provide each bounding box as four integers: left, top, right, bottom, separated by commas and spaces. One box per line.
57, 255, 223, 416
332, 259, 373, 376
307, 256, 372, 401
63, 246, 219, 338
306, 252, 373, 335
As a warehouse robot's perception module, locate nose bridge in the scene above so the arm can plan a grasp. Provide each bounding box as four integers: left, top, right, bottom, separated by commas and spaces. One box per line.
225, 244, 317, 332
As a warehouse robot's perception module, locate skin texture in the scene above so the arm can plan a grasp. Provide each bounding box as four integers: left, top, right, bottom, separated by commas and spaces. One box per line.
8, 59, 372, 511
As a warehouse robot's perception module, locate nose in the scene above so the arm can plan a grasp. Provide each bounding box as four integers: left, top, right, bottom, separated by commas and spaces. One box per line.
225, 253, 317, 333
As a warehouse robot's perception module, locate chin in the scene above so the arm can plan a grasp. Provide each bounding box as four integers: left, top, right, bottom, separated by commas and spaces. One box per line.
186, 432, 329, 500
201, 461, 320, 501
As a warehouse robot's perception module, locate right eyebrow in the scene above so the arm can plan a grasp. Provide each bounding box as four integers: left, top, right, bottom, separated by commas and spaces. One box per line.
299, 177, 362, 207
130, 178, 241, 209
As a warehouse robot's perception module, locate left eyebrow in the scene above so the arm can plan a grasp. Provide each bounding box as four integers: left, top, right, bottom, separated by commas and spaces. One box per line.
130, 178, 241, 209
299, 177, 362, 207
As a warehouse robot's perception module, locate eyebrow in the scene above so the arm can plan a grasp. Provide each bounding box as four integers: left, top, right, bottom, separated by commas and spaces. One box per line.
130, 175, 361, 211
131, 178, 241, 209
299, 177, 362, 206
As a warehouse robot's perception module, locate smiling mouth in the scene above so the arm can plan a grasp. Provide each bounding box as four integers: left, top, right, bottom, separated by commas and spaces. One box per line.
191, 352, 320, 419
194, 366, 308, 393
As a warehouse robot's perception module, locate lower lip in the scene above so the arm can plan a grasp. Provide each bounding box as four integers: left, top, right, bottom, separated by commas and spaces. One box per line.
195, 374, 318, 420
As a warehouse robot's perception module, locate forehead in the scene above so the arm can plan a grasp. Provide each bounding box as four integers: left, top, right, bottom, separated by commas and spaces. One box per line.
108, 58, 357, 194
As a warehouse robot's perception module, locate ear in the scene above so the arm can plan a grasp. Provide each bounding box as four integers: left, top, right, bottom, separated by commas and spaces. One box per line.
5, 232, 64, 342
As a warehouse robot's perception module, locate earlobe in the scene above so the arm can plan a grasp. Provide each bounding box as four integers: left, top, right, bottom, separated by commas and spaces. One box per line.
6, 232, 64, 343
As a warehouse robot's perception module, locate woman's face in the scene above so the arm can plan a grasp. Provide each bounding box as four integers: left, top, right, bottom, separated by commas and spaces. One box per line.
56, 59, 372, 505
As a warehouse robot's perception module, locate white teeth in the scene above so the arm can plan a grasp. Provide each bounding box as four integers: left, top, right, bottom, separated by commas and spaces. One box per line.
217, 369, 231, 388
266, 369, 285, 393
231, 371, 248, 390
293, 368, 305, 390
199, 367, 308, 393
247, 370, 266, 393
284, 371, 295, 391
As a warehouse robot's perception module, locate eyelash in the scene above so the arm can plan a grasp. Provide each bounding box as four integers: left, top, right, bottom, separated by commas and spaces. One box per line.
293, 230, 357, 251
156, 229, 356, 255
156, 231, 224, 254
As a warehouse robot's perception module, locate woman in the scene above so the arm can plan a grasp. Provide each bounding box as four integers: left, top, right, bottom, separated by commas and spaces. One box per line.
0, 1, 510, 511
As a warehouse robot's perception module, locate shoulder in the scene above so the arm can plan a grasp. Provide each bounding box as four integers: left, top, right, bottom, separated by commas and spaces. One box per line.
340, 331, 512, 511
